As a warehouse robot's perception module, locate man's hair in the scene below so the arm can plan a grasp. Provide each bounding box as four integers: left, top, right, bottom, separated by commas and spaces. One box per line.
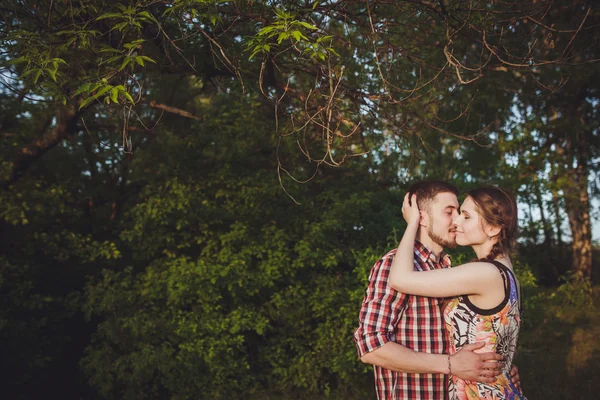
407, 180, 459, 214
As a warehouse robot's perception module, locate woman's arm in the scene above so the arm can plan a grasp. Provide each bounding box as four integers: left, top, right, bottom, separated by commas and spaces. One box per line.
388, 194, 500, 298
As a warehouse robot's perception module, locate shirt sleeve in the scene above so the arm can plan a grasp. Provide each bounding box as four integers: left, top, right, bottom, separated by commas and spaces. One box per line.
353, 251, 409, 357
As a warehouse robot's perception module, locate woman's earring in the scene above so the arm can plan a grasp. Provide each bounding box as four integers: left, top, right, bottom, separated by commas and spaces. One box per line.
488, 236, 492, 241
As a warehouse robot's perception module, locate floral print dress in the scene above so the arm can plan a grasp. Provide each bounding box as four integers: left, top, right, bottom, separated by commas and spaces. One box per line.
444, 261, 527, 400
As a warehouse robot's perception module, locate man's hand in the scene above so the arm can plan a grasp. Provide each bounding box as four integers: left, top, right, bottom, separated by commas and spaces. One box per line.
450, 342, 504, 383
510, 364, 521, 391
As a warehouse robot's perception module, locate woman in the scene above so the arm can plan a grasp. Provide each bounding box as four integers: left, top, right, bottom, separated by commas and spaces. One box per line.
389, 187, 526, 400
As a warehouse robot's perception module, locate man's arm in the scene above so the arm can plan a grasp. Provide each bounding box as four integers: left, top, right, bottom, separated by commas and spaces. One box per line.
360, 341, 504, 383
354, 251, 503, 383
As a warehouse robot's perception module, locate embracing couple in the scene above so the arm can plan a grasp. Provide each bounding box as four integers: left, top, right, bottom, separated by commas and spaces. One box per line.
353, 181, 527, 400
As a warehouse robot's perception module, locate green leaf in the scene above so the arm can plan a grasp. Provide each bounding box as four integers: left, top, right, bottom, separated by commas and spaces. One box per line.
46, 68, 57, 82
277, 32, 289, 44
316, 35, 333, 43
95, 85, 113, 98
79, 85, 113, 110
73, 83, 92, 96
257, 26, 276, 36
96, 12, 121, 21
120, 90, 134, 104
52, 58, 68, 66
110, 87, 119, 103
327, 47, 340, 57
118, 57, 132, 71
33, 69, 43, 84
291, 31, 302, 41
134, 56, 144, 67
137, 11, 157, 22
99, 48, 122, 53
297, 21, 318, 30
139, 56, 156, 63
249, 48, 261, 60
99, 55, 122, 66
90, 82, 103, 93
65, 36, 77, 47
6, 57, 28, 65
112, 21, 129, 32
122, 6, 136, 15
79, 96, 95, 110
20, 69, 35, 78
124, 39, 145, 49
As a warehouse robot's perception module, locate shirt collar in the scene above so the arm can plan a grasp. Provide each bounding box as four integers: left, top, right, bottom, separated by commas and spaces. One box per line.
414, 240, 451, 267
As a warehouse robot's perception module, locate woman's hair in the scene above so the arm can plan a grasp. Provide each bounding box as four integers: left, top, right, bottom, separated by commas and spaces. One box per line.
467, 186, 518, 262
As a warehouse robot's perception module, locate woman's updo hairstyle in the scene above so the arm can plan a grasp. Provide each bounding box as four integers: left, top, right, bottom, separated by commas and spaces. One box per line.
467, 186, 518, 262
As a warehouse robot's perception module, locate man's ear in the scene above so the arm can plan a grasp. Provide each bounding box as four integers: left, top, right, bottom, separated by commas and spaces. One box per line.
419, 210, 429, 228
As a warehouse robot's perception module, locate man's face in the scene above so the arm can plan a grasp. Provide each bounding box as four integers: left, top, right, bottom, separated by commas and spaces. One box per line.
424, 192, 459, 249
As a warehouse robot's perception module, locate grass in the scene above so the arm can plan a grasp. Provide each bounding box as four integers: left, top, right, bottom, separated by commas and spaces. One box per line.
515, 286, 600, 400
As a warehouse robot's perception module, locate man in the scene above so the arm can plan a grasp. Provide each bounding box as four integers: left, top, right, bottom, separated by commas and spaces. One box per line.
353, 181, 519, 399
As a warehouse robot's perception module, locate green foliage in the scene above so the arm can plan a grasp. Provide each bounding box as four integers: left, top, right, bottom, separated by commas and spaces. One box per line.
1, 1, 160, 108
74, 93, 400, 398
552, 273, 594, 313
247, 9, 336, 61
514, 286, 600, 400
0, 257, 80, 393
1, 1, 599, 398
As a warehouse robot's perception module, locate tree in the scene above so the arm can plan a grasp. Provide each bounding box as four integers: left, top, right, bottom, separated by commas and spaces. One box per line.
79, 92, 403, 398
505, 0, 600, 280
1, 1, 599, 397
1, 0, 592, 186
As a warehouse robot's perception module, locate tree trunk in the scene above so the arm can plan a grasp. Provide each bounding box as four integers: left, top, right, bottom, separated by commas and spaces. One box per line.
533, 175, 553, 245
527, 200, 538, 244
564, 149, 593, 279
551, 188, 564, 247
562, 91, 593, 280
3, 105, 79, 188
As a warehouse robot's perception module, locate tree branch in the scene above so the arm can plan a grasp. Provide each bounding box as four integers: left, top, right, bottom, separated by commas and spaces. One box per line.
3, 104, 80, 188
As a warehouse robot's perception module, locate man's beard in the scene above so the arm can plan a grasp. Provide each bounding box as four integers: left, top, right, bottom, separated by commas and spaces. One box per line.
428, 221, 457, 249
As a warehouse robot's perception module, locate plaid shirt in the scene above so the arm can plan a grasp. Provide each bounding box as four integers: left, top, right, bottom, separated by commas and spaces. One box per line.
353, 241, 452, 400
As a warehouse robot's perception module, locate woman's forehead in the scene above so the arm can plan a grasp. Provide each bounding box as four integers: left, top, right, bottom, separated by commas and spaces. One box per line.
460, 197, 476, 210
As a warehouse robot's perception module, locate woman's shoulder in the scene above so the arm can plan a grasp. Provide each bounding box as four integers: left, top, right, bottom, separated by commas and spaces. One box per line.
454, 261, 505, 274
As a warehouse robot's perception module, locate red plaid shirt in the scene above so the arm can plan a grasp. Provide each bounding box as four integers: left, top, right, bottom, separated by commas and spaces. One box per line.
353, 241, 452, 400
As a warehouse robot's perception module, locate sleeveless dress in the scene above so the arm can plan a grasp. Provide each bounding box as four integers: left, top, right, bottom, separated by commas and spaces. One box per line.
444, 261, 527, 400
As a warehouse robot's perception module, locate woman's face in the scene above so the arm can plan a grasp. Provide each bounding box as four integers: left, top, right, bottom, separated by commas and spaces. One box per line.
453, 196, 489, 247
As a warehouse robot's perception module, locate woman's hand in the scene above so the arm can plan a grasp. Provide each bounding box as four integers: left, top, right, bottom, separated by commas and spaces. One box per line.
402, 193, 421, 227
